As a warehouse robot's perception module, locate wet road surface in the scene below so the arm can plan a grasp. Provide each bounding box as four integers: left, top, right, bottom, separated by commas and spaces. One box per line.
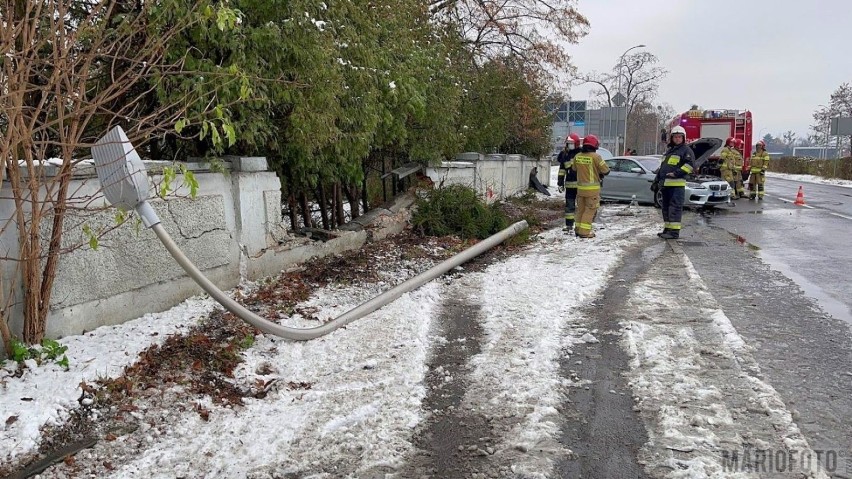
677, 182, 852, 477
767, 176, 852, 217
698, 178, 852, 329
556, 241, 655, 479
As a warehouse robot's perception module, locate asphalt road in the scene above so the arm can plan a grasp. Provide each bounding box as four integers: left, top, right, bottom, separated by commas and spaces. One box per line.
767, 176, 852, 217
698, 177, 852, 328
673, 179, 852, 476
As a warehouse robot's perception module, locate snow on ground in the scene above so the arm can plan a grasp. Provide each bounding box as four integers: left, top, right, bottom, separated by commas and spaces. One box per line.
107, 210, 652, 478
106, 281, 443, 478
766, 172, 852, 188
0, 297, 215, 465
621, 246, 830, 479
460, 210, 657, 477
3, 196, 659, 478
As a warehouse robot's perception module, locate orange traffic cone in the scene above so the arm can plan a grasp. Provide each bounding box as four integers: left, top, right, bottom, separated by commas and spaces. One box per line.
794, 186, 805, 206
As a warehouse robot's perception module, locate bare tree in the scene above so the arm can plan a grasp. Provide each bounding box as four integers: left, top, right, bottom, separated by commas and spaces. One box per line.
431, 0, 589, 73
656, 103, 676, 129
577, 52, 667, 110
782, 130, 797, 153
811, 82, 852, 156
0, 0, 234, 349
803, 134, 819, 147
625, 102, 658, 155
575, 51, 668, 145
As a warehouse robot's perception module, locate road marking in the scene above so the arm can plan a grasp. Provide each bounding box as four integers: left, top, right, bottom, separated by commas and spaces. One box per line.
829, 212, 852, 221
769, 195, 852, 220
772, 196, 815, 209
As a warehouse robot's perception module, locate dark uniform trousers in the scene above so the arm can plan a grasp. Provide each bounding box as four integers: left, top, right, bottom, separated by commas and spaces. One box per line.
661, 186, 685, 231
564, 187, 577, 227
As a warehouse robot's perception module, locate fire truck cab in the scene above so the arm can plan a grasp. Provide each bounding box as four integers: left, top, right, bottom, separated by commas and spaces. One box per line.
669, 108, 753, 180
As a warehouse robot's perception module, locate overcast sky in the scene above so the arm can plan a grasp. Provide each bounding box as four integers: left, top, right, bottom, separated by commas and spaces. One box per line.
567, 0, 852, 139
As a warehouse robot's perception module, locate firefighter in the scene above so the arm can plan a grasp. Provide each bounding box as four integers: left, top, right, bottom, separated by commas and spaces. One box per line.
719, 137, 738, 198
731, 141, 745, 198
749, 140, 770, 200
570, 134, 609, 238
556, 133, 582, 232
654, 126, 695, 240
734, 138, 748, 188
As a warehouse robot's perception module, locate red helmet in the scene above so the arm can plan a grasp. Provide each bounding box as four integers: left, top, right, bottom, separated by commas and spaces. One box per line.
725, 137, 736, 147
756, 140, 766, 149
583, 134, 600, 149
734, 139, 745, 150
566, 133, 581, 147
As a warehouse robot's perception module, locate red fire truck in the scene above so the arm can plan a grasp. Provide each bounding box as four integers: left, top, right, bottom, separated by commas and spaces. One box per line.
669, 108, 753, 179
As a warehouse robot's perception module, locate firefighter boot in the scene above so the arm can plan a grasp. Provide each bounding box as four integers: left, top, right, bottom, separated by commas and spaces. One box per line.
563, 220, 574, 233
660, 230, 680, 240
657, 228, 671, 238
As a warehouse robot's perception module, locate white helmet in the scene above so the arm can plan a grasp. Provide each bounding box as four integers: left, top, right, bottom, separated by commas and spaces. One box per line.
670, 126, 686, 136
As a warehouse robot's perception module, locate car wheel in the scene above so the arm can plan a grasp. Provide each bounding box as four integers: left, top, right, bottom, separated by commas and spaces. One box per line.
653, 188, 662, 208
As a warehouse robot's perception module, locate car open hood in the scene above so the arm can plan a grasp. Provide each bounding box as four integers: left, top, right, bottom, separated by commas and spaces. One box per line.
687, 138, 722, 171
688, 137, 723, 172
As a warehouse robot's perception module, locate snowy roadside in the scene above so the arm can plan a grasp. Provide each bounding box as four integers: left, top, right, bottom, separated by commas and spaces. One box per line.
766, 171, 852, 188
3, 194, 654, 478
622, 245, 832, 479
103, 282, 443, 478
6, 237, 458, 478
87, 208, 654, 479
460, 209, 658, 477
1, 297, 216, 466
0, 214, 520, 477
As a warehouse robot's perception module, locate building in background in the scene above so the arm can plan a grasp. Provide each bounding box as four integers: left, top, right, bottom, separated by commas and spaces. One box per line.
550, 100, 666, 157
792, 146, 841, 158
549, 100, 587, 157
583, 106, 627, 154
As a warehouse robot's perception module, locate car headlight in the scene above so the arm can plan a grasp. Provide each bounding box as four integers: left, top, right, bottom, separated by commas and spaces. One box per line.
686, 182, 706, 189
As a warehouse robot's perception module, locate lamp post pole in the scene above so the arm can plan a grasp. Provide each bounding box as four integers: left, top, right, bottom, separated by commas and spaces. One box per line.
819, 104, 830, 159
616, 44, 645, 155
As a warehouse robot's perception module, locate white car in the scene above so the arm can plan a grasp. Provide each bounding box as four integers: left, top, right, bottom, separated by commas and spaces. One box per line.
669, 175, 732, 207
600, 138, 731, 208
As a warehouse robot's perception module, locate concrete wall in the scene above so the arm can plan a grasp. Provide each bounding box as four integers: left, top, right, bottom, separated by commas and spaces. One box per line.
425, 152, 551, 201
0, 157, 381, 345
0, 150, 548, 349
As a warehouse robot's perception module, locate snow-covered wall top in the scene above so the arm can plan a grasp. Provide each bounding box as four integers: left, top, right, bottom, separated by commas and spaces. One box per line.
425, 152, 551, 202
0, 157, 311, 343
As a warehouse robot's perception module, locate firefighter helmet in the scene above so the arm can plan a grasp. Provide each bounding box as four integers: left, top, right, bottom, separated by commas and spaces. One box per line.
566, 133, 581, 146
735, 139, 745, 150
725, 137, 736, 147
756, 140, 766, 149
670, 126, 686, 137
583, 134, 600, 149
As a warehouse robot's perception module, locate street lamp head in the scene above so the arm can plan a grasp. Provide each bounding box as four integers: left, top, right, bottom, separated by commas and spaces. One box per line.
620, 44, 646, 62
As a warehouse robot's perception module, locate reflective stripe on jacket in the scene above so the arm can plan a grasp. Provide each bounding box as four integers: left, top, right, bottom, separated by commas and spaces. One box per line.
571, 151, 609, 193
557, 148, 580, 188
657, 143, 695, 187
751, 151, 770, 173
731, 149, 744, 171
719, 147, 736, 173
